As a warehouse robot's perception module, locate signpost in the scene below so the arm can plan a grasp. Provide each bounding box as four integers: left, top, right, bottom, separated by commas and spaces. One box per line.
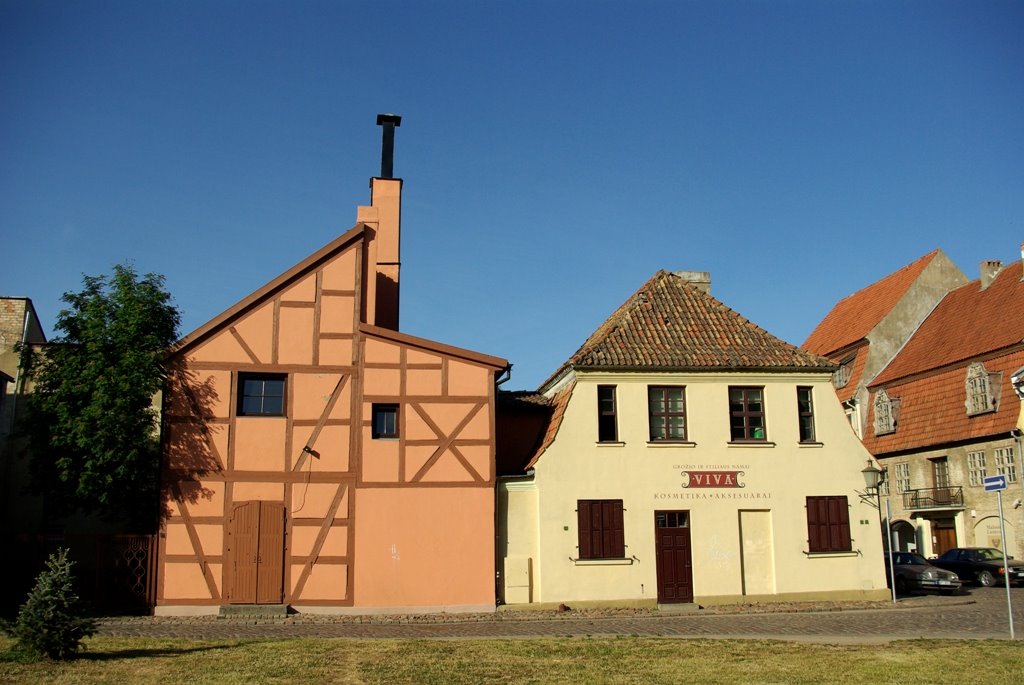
983, 474, 1014, 640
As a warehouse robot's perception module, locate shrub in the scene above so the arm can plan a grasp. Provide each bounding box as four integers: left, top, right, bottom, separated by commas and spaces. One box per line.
5, 548, 97, 659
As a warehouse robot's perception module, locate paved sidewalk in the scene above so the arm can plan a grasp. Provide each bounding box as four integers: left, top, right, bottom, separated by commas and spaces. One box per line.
97, 588, 1024, 644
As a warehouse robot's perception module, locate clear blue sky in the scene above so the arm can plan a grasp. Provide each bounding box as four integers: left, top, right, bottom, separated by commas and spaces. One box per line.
2, 1, 1021, 389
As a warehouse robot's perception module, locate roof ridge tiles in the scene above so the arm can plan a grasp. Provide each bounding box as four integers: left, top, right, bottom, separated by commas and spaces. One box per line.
539, 270, 834, 392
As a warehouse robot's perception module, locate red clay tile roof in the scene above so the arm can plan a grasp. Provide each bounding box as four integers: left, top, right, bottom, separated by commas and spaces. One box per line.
861, 348, 1024, 455
802, 250, 940, 356
540, 270, 833, 391
525, 381, 574, 470
831, 343, 868, 404
871, 261, 1024, 385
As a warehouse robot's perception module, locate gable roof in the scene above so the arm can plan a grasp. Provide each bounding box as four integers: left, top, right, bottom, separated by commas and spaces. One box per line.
871, 260, 1024, 386
169, 224, 366, 356
802, 250, 941, 356
540, 270, 833, 391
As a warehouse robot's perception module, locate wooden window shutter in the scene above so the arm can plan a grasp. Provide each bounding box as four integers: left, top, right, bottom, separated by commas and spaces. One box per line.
604, 500, 625, 558
806, 495, 851, 553
577, 501, 593, 559
577, 499, 624, 559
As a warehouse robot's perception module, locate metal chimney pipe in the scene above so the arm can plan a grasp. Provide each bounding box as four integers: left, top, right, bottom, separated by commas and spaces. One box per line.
376, 113, 402, 178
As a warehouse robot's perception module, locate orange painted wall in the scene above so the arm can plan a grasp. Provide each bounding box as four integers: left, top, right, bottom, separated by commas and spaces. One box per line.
354, 487, 495, 607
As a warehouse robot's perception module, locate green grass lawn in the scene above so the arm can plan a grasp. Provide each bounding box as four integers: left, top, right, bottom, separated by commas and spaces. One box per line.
1, 636, 1021, 684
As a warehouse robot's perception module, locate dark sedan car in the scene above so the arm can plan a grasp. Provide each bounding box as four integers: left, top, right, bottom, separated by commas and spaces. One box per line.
932, 547, 1024, 587
886, 552, 961, 594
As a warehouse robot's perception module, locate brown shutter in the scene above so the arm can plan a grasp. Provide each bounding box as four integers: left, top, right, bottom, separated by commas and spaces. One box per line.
604, 500, 625, 558
577, 501, 593, 559
807, 496, 851, 553
829, 496, 851, 552
806, 496, 824, 553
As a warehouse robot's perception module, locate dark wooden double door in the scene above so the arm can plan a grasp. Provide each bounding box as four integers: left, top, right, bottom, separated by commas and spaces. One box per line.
654, 510, 693, 603
226, 501, 285, 604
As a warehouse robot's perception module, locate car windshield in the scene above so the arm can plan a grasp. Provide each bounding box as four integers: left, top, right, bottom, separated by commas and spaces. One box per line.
974, 548, 1004, 561
894, 553, 928, 565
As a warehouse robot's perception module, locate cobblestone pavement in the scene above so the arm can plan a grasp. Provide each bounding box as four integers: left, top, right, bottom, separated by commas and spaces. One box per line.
97, 587, 1024, 644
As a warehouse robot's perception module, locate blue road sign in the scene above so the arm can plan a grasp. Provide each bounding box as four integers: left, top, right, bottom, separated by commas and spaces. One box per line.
984, 474, 1007, 491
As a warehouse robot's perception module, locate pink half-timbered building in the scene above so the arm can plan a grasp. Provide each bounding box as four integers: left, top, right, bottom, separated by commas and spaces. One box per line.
157, 117, 507, 614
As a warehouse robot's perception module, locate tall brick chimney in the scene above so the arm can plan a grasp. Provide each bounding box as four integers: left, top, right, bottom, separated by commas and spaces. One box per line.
359, 115, 402, 329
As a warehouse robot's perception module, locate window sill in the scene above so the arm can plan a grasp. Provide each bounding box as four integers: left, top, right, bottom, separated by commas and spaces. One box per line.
572, 557, 634, 566
966, 408, 996, 418
798, 441, 824, 448
647, 441, 696, 448
595, 441, 626, 447
727, 441, 776, 448
803, 550, 859, 558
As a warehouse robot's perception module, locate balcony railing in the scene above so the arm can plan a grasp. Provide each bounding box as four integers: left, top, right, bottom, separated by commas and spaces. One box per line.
902, 486, 964, 509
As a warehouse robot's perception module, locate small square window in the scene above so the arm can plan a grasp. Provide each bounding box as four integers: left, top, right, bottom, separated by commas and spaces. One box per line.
238, 373, 286, 416
372, 404, 399, 439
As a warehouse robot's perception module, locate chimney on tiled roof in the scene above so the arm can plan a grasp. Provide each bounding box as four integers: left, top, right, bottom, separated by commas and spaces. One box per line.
358, 114, 403, 330
674, 271, 711, 294
980, 259, 1003, 291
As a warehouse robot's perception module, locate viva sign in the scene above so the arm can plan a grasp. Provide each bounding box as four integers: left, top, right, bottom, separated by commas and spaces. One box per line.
682, 470, 745, 488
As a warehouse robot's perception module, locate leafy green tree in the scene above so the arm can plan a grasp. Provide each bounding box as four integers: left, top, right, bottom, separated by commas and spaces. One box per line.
4, 548, 97, 660
22, 264, 180, 524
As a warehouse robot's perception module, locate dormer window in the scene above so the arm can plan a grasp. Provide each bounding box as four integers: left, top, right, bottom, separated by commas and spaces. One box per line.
833, 355, 854, 389
873, 389, 899, 436
965, 363, 999, 416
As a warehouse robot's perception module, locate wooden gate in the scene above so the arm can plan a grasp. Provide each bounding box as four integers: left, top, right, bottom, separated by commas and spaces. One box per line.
226, 501, 285, 604
654, 510, 693, 604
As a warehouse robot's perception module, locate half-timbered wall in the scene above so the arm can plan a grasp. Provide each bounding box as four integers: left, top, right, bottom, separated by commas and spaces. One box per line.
354, 331, 499, 608
158, 177, 506, 613
160, 234, 362, 609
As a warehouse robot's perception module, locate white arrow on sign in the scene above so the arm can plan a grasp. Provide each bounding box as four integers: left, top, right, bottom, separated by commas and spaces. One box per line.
984, 474, 1007, 491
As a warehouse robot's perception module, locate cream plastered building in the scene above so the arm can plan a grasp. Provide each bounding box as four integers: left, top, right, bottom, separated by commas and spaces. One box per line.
498, 271, 889, 606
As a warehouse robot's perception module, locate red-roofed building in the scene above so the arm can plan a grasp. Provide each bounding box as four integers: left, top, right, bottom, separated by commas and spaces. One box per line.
803, 250, 967, 432
806, 248, 1024, 566
497, 271, 888, 608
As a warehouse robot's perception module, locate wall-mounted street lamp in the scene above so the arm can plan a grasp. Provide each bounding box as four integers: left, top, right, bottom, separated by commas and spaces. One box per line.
862, 460, 884, 493
860, 458, 897, 603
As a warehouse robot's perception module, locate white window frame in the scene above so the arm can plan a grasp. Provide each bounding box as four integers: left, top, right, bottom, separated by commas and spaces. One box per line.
965, 363, 996, 416
995, 446, 1018, 484
873, 390, 898, 436
894, 462, 911, 494
967, 451, 987, 487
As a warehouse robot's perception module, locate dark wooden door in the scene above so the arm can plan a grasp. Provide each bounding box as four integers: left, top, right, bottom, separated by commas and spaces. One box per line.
226, 501, 285, 604
932, 519, 957, 557
654, 511, 693, 603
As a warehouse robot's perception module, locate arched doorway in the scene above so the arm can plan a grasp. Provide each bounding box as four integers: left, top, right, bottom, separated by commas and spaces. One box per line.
890, 520, 917, 553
